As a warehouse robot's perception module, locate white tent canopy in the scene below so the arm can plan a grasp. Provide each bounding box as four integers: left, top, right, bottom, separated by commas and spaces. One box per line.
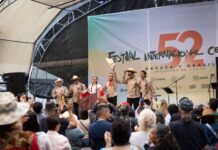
0, 0, 60, 74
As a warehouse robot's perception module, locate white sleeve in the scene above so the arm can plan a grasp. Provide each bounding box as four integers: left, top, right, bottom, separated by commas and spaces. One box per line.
87, 84, 91, 92
165, 114, 171, 126
97, 84, 102, 89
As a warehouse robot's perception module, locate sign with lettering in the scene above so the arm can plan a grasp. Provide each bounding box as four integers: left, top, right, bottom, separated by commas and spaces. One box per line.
88, 1, 218, 104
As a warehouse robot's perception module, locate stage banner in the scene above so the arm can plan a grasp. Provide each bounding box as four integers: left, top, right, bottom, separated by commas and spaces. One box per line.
88, 1, 218, 104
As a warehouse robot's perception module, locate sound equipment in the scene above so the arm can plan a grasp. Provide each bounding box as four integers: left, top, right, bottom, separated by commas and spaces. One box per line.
2, 72, 27, 96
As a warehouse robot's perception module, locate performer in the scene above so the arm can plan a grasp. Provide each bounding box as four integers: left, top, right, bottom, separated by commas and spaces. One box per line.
87, 76, 102, 109
122, 68, 140, 109
139, 70, 156, 107
52, 78, 69, 109
103, 66, 118, 106
69, 75, 86, 116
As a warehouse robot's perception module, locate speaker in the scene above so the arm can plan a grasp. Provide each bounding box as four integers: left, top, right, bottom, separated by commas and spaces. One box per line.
2, 72, 27, 96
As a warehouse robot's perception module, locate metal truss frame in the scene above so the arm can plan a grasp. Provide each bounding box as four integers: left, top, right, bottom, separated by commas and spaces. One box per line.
29, 0, 112, 96
32, 0, 112, 69
0, 0, 16, 13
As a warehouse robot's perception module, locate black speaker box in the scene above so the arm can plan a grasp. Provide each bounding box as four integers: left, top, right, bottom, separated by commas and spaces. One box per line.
2, 72, 27, 96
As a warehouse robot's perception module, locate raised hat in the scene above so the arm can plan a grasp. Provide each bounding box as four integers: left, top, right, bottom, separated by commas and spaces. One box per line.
105, 57, 115, 68
0, 92, 29, 125
125, 67, 137, 73
55, 78, 63, 83
71, 75, 79, 80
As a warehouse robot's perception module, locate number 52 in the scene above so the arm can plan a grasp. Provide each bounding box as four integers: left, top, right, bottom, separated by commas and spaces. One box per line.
158, 30, 204, 68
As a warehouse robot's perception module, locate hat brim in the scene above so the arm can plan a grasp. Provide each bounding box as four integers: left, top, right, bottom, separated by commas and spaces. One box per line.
126, 70, 137, 73
0, 102, 29, 125
71, 77, 79, 80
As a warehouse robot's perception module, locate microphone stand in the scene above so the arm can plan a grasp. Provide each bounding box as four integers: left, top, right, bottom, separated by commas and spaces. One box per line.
167, 75, 185, 104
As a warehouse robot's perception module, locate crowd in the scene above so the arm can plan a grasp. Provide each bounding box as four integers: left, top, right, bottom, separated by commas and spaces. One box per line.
0, 68, 218, 150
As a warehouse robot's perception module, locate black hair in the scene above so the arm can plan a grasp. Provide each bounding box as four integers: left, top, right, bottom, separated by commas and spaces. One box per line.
119, 105, 129, 116
23, 111, 40, 132
170, 113, 181, 122
33, 102, 43, 114
46, 116, 60, 130
191, 104, 204, 122
17, 93, 26, 102
92, 76, 98, 80
80, 109, 88, 120
96, 104, 110, 118
141, 70, 147, 76
153, 123, 179, 150
168, 104, 179, 116
128, 109, 135, 118
209, 98, 218, 111
112, 119, 131, 146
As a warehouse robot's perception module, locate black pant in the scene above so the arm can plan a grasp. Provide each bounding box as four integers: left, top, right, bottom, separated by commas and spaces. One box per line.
127, 97, 140, 110
73, 102, 79, 116
107, 96, 117, 106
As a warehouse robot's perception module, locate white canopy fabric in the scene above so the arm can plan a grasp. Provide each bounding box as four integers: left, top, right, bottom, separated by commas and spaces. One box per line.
0, 0, 60, 74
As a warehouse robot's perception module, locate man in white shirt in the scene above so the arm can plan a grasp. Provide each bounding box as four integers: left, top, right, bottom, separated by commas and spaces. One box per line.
46, 116, 71, 150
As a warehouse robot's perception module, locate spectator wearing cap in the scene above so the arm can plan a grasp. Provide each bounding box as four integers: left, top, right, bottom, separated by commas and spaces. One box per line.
52, 78, 69, 109
170, 97, 209, 150
69, 75, 86, 117
122, 67, 140, 109
0, 92, 40, 150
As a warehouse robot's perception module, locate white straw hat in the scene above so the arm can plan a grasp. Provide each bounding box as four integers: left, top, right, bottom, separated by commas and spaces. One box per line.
0, 92, 29, 125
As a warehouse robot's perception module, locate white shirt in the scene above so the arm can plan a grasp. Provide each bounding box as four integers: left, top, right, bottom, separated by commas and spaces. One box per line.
78, 119, 90, 138
130, 130, 150, 147
88, 84, 101, 94
47, 131, 71, 150
165, 113, 171, 126
36, 132, 52, 150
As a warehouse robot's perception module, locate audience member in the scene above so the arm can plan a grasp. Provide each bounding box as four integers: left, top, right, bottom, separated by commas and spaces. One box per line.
0, 92, 40, 150
23, 110, 52, 150
78, 109, 90, 146
102, 119, 142, 150
46, 116, 71, 150
130, 108, 156, 147
170, 97, 209, 150
117, 102, 137, 131
33, 101, 46, 124
157, 100, 171, 126
155, 111, 165, 124
40, 101, 69, 136
89, 104, 112, 150
65, 124, 85, 149
147, 123, 179, 150
200, 108, 218, 148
